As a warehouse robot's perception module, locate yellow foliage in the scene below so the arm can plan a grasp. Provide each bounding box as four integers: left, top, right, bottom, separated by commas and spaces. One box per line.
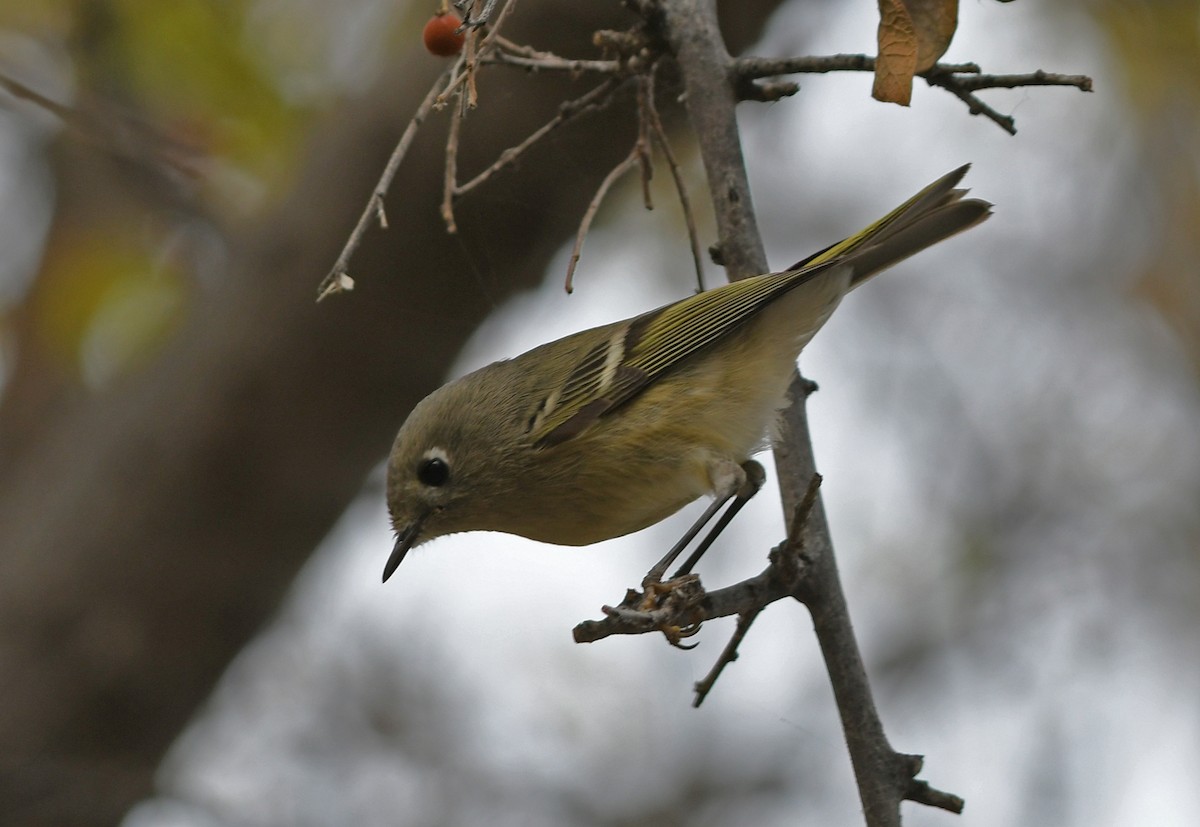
86, 0, 305, 196
1092, 1, 1200, 371
33, 227, 183, 381
1096, 2, 1200, 113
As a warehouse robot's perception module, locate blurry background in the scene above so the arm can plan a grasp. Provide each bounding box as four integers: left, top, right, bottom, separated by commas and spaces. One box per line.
1, 1, 1197, 825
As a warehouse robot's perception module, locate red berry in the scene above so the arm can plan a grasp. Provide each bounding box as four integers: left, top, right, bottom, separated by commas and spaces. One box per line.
423, 13, 465, 57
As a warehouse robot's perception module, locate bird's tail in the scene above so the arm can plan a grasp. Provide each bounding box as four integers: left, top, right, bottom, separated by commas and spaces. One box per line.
789, 165, 992, 288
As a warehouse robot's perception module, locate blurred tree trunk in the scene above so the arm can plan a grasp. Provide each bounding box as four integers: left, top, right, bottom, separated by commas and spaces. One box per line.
0, 1, 788, 823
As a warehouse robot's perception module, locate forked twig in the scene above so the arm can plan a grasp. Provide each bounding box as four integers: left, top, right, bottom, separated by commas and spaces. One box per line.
433, 54, 466, 106
923, 68, 1092, 135
318, 1, 656, 298
927, 76, 1018, 134
563, 67, 711, 294
733, 54, 1092, 135
691, 473, 822, 706
456, 77, 624, 196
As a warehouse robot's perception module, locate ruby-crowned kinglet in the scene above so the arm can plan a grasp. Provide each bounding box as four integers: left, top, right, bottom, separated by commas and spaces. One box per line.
383, 166, 990, 581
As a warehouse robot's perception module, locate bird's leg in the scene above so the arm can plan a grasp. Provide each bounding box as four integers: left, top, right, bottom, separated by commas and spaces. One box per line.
674, 459, 765, 577
643, 497, 730, 584
643, 459, 766, 584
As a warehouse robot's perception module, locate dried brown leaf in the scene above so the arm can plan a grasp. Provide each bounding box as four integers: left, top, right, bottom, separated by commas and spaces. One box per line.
873, 0, 959, 105
873, 0, 918, 104
909, 0, 959, 72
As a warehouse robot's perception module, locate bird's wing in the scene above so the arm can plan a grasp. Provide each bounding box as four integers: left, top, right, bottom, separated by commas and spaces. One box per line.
529, 164, 990, 447
530, 263, 830, 447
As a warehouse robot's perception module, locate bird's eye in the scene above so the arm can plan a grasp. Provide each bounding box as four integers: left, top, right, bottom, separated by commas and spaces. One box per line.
417, 456, 450, 487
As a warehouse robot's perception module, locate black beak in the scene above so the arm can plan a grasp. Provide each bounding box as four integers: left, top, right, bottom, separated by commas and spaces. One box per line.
383, 522, 421, 583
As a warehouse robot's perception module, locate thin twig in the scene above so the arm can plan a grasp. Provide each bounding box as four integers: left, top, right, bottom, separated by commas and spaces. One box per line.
690, 473, 820, 706
435, 60, 471, 108
643, 82, 705, 291
634, 76, 654, 210
769, 472, 823, 593
786, 473, 823, 547
565, 148, 639, 293
0, 72, 203, 180
927, 75, 1018, 134
487, 36, 623, 73
455, 78, 623, 196
441, 89, 465, 233
692, 606, 762, 707
732, 54, 1092, 136
736, 55, 980, 77
486, 52, 622, 74
316, 69, 451, 301
464, 21, 480, 108
923, 69, 1093, 136
907, 778, 966, 814
936, 68, 1093, 93
316, 0, 639, 298
0, 72, 77, 121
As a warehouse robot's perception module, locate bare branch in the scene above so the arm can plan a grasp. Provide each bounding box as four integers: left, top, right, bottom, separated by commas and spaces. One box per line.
923, 68, 1093, 135
0, 71, 78, 121
317, 69, 450, 301
736, 54, 980, 77
659, 0, 766, 278
318, 3, 647, 298
691, 606, 762, 707
0, 72, 203, 181
907, 778, 966, 814
463, 20, 480, 108
487, 36, 622, 73
572, 567, 790, 644
435, 59, 471, 108
441, 90, 465, 233
455, 77, 624, 196
927, 76, 1018, 134
732, 54, 1093, 135
690, 474, 819, 705
634, 76, 655, 210
937, 68, 1093, 93
643, 69, 707, 292
565, 148, 640, 293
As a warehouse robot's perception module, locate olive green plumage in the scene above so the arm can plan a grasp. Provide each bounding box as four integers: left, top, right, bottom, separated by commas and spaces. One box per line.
383, 166, 990, 581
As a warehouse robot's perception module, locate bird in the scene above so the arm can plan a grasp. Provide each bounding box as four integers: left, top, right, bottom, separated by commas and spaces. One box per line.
382, 166, 990, 583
